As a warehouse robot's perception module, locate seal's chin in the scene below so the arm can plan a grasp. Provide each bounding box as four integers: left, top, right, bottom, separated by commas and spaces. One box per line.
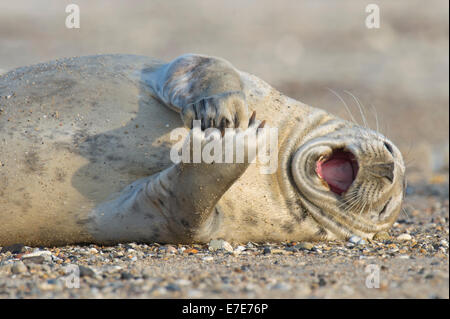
316, 149, 359, 195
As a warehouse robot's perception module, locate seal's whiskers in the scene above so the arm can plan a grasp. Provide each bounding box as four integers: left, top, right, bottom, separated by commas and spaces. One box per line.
326, 87, 358, 125
343, 90, 369, 129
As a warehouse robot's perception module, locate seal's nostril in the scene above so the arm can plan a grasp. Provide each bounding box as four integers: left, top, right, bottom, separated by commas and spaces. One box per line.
384, 141, 394, 155
368, 162, 395, 183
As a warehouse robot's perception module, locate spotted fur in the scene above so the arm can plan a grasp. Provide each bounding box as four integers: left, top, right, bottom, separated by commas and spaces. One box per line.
0, 54, 405, 246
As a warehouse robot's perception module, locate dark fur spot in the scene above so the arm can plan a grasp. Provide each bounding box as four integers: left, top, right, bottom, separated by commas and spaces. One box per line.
76, 217, 94, 225
55, 168, 66, 182
281, 222, 294, 234
151, 227, 159, 238
131, 201, 140, 212
180, 219, 190, 228
315, 227, 327, 239
144, 212, 154, 219
243, 209, 258, 226
106, 154, 123, 161
23, 151, 45, 174
243, 217, 258, 226
286, 198, 308, 222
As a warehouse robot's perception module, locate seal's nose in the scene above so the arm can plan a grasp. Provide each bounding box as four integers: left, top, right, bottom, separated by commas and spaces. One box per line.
368, 162, 395, 183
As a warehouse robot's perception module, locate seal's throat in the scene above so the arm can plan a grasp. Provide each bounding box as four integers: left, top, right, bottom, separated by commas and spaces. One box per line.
316, 149, 359, 195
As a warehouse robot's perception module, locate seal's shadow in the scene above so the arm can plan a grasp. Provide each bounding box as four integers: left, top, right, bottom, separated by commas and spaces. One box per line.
71, 63, 179, 204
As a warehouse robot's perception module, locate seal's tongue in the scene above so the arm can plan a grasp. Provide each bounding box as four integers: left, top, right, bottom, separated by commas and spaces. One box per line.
316, 150, 358, 195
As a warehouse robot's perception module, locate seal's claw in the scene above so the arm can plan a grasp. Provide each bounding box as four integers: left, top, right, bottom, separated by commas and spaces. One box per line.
181, 91, 248, 131
249, 110, 256, 127
258, 120, 266, 129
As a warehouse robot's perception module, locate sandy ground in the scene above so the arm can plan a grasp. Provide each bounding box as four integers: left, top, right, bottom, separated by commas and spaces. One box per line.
0, 1, 448, 298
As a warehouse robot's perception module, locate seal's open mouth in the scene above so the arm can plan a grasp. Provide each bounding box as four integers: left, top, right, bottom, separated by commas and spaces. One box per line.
316, 149, 359, 195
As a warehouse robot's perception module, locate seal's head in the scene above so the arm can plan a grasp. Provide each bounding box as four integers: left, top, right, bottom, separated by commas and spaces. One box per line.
288, 114, 406, 240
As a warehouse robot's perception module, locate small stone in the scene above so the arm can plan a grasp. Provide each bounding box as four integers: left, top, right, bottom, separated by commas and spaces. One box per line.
263, 247, 271, 255
174, 279, 192, 286
222, 241, 233, 252
349, 235, 362, 244
184, 248, 199, 254
22, 256, 45, 264
234, 246, 246, 253
208, 239, 233, 252
166, 245, 178, 254
271, 249, 287, 255
39, 282, 56, 291
127, 243, 140, 249
88, 248, 98, 254
1, 243, 25, 254
11, 261, 28, 274
120, 272, 134, 280
102, 265, 122, 274
166, 283, 181, 291
79, 265, 95, 278
396, 234, 412, 241
270, 282, 291, 291
187, 289, 203, 298
21, 250, 52, 262
373, 231, 391, 241
241, 264, 251, 271
142, 267, 154, 279
201, 256, 214, 262
296, 242, 314, 251
318, 277, 327, 287
0, 263, 12, 274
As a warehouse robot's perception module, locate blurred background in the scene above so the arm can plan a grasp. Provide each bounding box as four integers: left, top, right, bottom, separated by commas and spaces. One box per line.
0, 0, 448, 185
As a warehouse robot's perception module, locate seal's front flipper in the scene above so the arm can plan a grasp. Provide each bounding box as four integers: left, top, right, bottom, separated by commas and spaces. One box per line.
144, 54, 248, 129
145, 112, 265, 242
91, 113, 266, 244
